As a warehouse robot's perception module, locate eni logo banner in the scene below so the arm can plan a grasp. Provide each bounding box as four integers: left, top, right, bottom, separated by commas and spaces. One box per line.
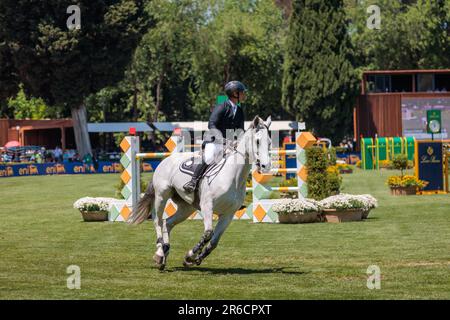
0, 160, 162, 178
415, 141, 444, 192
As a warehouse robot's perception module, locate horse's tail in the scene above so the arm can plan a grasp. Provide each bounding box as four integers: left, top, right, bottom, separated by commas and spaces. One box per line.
127, 177, 155, 225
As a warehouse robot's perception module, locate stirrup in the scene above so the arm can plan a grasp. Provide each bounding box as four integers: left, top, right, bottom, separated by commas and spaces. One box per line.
183, 180, 197, 192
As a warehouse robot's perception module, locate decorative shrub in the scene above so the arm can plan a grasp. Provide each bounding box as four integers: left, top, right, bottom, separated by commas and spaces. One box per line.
392, 154, 409, 176
327, 169, 342, 195
327, 147, 337, 166
407, 160, 414, 169
307, 147, 343, 200
306, 147, 329, 200
307, 172, 329, 200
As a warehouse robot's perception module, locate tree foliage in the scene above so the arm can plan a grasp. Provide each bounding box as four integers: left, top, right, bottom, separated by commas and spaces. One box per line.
0, 0, 149, 155
1, 0, 450, 151
8, 84, 54, 120
282, 0, 358, 143
347, 0, 450, 70
191, 0, 287, 119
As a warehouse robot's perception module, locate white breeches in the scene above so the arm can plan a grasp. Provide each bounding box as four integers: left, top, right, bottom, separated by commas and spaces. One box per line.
204, 142, 222, 165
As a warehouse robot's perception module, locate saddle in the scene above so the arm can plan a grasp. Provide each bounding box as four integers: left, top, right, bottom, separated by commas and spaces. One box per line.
179, 154, 227, 186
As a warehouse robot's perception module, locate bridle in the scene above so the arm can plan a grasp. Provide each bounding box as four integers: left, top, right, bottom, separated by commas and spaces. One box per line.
224, 123, 269, 171
248, 123, 270, 171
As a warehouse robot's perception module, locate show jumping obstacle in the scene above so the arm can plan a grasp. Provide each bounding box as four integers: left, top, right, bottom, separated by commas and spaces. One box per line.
108, 131, 316, 223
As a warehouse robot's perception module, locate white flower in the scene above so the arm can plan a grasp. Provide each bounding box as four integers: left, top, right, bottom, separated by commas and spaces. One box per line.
73, 197, 114, 212
356, 194, 378, 209
272, 198, 321, 215
319, 194, 378, 210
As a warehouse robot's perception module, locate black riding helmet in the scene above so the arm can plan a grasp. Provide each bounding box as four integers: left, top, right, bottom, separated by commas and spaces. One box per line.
224, 81, 247, 99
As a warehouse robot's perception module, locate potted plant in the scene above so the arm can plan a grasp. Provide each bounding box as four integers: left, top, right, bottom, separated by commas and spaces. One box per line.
356, 194, 378, 219
387, 175, 428, 195
319, 194, 375, 223
272, 198, 322, 224
379, 160, 392, 169
73, 197, 110, 222
386, 155, 428, 195
336, 163, 353, 174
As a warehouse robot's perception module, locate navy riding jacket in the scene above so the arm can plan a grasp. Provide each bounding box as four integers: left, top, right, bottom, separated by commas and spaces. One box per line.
205, 100, 245, 143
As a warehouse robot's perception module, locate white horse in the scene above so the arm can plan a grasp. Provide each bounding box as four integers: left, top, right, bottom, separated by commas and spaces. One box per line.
127, 116, 272, 270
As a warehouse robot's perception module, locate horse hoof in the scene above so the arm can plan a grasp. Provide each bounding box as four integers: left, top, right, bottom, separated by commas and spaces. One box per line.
184, 253, 196, 263
158, 263, 166, 271
153, 254, 165, 266
183, 259, 194, 267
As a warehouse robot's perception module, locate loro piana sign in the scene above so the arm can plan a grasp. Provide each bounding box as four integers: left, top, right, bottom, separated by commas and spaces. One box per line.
415, 140, 444, 193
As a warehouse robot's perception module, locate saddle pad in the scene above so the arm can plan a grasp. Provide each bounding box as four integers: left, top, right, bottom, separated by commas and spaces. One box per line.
179, 156, 227, 185
179, 156, 202, 176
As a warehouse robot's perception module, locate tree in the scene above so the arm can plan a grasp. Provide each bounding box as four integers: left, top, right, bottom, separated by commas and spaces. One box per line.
0, 41, 19, 118
0, 0, 149, 156
8, 84, 54, 120
79, 0, 287, 128
347, 0, 450, 70
130, 0, 200, 123
191, 0, 286, 119
405, 0, 450, 68
282, 0, 358, 142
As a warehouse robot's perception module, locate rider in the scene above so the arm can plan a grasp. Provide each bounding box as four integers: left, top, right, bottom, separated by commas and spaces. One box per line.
183, 80, 247, 193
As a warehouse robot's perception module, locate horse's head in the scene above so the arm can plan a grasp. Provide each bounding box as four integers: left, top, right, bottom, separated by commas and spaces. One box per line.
248, 115, 272, 173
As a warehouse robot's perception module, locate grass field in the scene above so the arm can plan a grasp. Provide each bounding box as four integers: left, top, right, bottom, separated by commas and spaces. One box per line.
0, 169, 449, 299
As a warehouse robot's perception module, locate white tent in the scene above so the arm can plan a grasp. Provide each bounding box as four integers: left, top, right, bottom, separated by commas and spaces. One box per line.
151, 121, 305, 132
87, 122, 152, 133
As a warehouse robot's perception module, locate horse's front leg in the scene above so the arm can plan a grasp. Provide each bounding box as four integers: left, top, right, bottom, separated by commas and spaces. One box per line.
152, 194, 170, 270
184, 198, 214, 266
194, 212, 234, 266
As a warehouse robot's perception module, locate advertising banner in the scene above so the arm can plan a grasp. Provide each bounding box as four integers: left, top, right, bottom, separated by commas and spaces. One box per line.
415, 141, 444, 192
0, 160, 163, 178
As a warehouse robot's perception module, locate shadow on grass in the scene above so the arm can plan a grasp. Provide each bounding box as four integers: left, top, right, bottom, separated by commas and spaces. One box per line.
168, 266, 308, 275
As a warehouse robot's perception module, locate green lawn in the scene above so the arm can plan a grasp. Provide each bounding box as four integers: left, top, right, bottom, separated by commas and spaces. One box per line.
0, 169, 449, 299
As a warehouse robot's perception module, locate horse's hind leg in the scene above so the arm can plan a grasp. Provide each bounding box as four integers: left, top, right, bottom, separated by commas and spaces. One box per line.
152, 189, 173, 270
166, 196, 196, 234
159, 196, 196, 263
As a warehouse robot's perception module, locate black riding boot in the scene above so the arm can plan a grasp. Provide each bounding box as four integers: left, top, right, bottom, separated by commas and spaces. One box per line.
183, 160, 208, 193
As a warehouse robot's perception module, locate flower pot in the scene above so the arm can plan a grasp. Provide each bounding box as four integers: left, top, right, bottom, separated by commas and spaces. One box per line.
389, 186, 417, 196
322, 209, 363, 223
362, 209, 371, 219
81, 210, 108, 222
339, 169, 353, 174
278, 212, 323, 224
